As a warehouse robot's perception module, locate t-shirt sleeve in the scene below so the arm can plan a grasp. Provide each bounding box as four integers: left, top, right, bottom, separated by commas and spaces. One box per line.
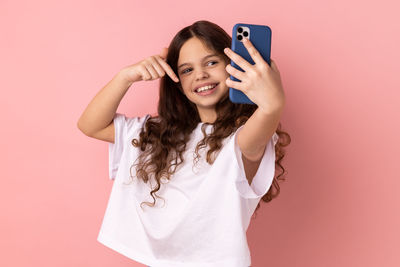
229, 125, 279, 199
108, 113, 150, 180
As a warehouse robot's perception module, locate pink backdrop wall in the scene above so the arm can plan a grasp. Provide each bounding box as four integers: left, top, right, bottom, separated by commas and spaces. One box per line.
1, 0, 399, 266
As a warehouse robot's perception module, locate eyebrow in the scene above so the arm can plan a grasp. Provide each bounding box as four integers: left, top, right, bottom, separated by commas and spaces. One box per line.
178, 54, 220, 69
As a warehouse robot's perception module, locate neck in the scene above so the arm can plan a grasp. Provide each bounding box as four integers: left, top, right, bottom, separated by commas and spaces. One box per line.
198, 108, 217, 123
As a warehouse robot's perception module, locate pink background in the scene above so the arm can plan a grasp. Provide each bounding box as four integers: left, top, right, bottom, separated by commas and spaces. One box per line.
1, 0, 399, 266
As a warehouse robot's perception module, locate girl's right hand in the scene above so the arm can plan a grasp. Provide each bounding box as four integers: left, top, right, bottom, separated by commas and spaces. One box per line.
121, 47, 180, 83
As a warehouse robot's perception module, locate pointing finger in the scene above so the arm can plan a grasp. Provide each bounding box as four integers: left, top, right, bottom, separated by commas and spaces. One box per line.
155, 55, 180, 82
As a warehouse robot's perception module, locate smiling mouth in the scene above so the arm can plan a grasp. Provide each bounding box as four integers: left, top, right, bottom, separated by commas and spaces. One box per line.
194, 83, 219, 93
194, 83, 219, 95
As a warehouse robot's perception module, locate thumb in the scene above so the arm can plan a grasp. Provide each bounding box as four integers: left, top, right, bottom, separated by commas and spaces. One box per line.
270, 59, 279, 72
159, 47, 169, 60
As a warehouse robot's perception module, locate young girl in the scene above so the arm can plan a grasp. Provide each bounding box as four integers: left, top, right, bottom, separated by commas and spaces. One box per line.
78, 20, 290, 267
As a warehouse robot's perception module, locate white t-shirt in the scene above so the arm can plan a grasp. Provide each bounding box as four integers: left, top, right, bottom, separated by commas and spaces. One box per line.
97, 113, 279, 267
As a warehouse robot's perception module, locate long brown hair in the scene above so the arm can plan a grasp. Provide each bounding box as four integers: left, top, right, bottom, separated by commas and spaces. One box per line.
129, 20, 291, 216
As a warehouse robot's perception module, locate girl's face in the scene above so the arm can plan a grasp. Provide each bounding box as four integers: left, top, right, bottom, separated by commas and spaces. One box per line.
177, 37, 230, 123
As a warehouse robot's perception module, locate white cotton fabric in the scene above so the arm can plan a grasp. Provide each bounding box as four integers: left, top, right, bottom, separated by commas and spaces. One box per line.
97, 113, 279, 267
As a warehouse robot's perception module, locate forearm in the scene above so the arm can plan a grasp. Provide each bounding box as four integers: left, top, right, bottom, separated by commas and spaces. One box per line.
77, 69, 133, 136
237, 106, 283, 161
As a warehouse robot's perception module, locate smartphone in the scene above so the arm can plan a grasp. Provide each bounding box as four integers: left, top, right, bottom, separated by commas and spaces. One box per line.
228, 23, 272, 104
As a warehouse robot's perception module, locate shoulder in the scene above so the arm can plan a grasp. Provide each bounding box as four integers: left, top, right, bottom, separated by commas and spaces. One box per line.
113, 113, 152, 138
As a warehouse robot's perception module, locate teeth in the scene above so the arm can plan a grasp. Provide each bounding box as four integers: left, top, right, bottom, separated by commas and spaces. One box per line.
196, 84, 216, 92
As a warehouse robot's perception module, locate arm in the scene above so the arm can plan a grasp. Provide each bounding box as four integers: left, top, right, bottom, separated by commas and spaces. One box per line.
223, 38, 286, 184
77, 70, 133, 137
237, 106, 283, 185
77, 47, 179, 137
237, 106, 283, 162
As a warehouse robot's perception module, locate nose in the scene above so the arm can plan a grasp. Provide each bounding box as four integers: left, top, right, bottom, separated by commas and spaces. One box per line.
195, 68, 209, 80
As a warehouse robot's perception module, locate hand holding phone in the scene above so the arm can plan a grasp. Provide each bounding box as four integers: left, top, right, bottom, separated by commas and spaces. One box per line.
227, 23, 272, 105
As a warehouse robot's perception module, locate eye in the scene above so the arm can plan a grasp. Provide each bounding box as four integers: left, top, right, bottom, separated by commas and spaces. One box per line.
181, 68, 192, 74
180, 61, 218, 74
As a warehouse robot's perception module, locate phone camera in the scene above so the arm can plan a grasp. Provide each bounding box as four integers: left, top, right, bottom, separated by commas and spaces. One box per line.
236, 26, 250, 43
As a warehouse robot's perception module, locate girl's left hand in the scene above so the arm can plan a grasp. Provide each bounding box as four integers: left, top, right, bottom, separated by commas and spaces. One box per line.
223, 38, 286, 113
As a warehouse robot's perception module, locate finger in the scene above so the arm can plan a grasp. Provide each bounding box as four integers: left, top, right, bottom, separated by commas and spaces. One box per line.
242, 38, 266, 66
270, 59, 279, 72
149, 56, 166, 77
224, 47, 253, 72
144, 63, 159, 80
140, 65, 152, 80
155, 55, 180, 82
225, 64, 245, 81
159, 47, 168, 60
226, 77, 245, 92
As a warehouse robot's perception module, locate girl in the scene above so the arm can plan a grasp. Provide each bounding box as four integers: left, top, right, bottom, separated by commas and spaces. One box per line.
78, 20, 290, 267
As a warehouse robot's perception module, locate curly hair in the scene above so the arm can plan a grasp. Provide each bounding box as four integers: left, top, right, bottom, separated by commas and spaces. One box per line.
127, 20, 291, 216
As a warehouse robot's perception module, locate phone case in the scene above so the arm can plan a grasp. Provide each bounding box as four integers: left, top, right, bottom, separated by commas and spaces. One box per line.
229, 23, 272, 104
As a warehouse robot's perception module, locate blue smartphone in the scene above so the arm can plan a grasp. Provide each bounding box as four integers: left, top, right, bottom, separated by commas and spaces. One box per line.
228, 23, 272, 104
